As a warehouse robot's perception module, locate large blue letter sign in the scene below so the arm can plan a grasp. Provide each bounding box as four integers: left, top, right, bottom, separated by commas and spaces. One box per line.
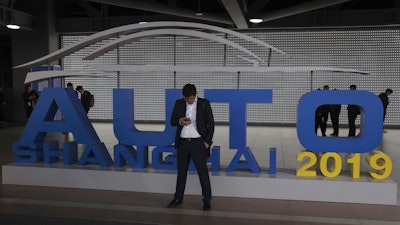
297, 90, 383, 153
13, 87, 386, 175
113, 89, 180, 168
205, 90, 273, 173
13, 88, 112, 167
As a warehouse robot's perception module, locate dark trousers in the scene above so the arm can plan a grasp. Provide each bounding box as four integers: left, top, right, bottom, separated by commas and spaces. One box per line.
174, 138, 211, 202
25, 106, 33, 118
383, 107, 387, 123
315, 114, 328, 136
348, 113, 358, 136
331, 113, 340, 135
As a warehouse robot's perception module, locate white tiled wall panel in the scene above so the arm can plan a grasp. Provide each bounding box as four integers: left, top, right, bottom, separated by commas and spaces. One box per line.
62, 27, 400, 126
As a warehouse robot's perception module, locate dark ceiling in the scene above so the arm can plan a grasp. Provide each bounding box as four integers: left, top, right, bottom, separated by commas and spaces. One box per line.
3, 0, 400, 31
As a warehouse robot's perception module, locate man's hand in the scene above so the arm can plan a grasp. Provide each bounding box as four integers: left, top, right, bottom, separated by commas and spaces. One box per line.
180, 117, 191, 126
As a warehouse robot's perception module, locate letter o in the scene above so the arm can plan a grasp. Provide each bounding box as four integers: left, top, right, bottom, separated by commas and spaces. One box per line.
297, 90, 383, 153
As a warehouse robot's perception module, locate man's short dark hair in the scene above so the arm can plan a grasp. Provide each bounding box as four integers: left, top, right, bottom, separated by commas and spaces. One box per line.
76, 85, 83, 91
182, 83, 197, 97
386, 88, 393, 94
350, 84, 357, 89
67, 82, 73, 87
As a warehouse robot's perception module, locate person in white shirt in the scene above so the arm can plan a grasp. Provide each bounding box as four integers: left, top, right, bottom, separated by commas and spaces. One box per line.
167, 83, 215, 211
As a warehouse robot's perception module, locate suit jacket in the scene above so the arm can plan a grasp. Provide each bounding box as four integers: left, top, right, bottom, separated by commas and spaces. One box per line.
80, 90, 92, 113
379, 93, 389, 109
170, 97, 215, 148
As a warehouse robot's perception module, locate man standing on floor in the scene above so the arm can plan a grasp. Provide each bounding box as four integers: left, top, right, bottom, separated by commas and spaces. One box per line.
378, 88, 393, 124
66, 82, 74, 89
315, 85, 329, 136
67, 82, 78, 98
347, 85, 360, 136
329, 89, 341, 136
167, 83, 215, 211
76, 85, 92, 114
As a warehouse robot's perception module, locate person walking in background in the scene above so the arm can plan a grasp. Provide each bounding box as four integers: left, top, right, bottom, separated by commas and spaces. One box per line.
66, 82, 74, 89
67, 82, 78, 98
329, 89, 341, 136
22, 84, 39, 119
378, 88, 393, 123
167, 83, 215, 211
76, 85, 92, 114
347, 85, 360, 136
315, 85, 329, 136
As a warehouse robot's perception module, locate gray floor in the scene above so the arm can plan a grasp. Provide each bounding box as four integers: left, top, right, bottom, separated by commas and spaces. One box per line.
1, 122, 400, 225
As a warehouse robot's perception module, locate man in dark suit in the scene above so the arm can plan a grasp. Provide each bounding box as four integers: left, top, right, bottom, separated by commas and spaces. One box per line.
76, 85, 92, 114
378, 88, 393, 123
315, 85, 329, 136
329, 89, 341, 137
347, 84, 360, 136
167, 83, 215, 211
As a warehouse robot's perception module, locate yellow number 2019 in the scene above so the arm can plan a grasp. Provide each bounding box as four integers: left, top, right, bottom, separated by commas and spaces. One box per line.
296, 150, 392, 179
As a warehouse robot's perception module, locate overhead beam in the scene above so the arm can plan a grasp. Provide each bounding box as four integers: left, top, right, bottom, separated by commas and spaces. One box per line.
220, 0, 248, 29
255, 0, 351, 22
248, 0, 272, 12
85, 0, 233, 25
75, 0, 103, 17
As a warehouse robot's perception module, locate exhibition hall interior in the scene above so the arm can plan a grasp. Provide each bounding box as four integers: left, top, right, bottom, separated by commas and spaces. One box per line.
1, 0, 400, 224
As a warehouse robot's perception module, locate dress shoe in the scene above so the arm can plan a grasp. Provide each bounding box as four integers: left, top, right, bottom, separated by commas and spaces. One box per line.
203, 201, 211, 211
167, 198, 182, 208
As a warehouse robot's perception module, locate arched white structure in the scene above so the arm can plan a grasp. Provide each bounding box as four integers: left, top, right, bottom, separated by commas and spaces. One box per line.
84, 28, 264, 62
15, 21, 290, 69
17, 21, 368, 85
89, 64, 369, 74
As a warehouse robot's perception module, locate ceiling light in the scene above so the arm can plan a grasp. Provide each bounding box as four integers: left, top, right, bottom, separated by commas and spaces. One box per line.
195, 0, 203, 16
7, 24, 20, 29
7, 0, 20, 30
249, 18, 263, 24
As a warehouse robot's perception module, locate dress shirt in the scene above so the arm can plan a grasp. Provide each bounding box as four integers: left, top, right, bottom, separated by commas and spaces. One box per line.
180, 97, 201, 138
